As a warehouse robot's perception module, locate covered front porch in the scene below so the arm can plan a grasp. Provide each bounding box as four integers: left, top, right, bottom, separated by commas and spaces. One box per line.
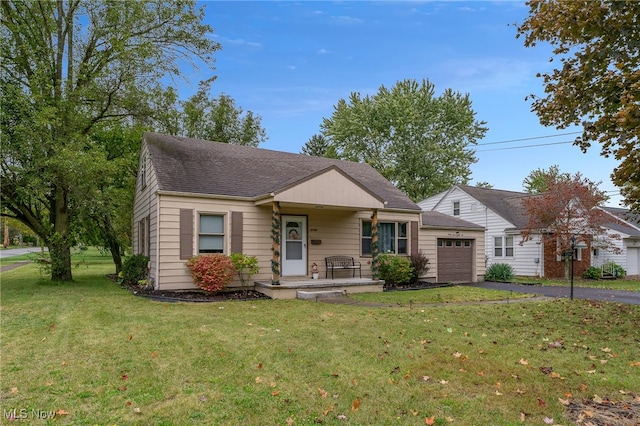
254, 277, 384, 300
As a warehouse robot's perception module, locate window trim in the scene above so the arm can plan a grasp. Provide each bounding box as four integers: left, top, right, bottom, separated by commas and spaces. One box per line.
452, 200, 461, 216
198, 212, 226, 255
361, 220, 409, 257
494, 235, 514, 258
140, 153, 147, 189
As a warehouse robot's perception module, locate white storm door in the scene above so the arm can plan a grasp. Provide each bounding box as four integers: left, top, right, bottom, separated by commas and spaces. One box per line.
282, 216, 307, 276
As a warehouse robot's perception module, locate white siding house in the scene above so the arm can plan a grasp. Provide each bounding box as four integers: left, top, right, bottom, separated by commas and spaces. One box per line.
419, 186, 544, 277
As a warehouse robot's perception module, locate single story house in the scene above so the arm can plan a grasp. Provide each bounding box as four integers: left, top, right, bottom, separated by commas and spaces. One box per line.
132, 133, 485, 297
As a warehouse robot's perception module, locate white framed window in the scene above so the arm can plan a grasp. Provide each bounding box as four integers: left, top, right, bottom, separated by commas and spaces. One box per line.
453, 201, 460, 216
362, 221, 408, 256
140, 153, 147, 188
494, 236, 514, 258
505, 236, 514, 257
494, 236, 502, 257
199, 214, 225, 254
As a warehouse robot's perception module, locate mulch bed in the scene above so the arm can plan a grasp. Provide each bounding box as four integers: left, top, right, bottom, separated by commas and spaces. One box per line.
564, 394, 640, 425
117, 279, 460, 303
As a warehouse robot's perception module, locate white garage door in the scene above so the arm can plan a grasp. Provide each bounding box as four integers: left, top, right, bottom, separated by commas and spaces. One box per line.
627, 247, 639, 276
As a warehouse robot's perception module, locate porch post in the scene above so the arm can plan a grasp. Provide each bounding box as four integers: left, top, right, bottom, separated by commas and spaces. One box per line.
271, 201, 281, 285
371, 209, 379, 279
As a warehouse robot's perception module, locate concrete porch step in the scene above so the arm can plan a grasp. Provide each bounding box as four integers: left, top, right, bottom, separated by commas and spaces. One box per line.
296, 290, 345, 300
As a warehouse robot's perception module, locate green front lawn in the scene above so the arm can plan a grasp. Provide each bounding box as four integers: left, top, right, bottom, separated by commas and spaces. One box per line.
2, 256, 639, 425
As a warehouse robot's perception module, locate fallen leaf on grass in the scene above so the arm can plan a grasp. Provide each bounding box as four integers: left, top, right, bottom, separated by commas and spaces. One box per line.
352, 398, 360, 411
255, 377, 263, 383
518, 358, 529, 366
439, 379, 449, 385
558, 398, 570, 406
56, 409, 68, 416
323, 405, 334, 415
150, 351, 158, 358
592, 394, 603, 404
549, 372, 561, 379
271, 390, 280, 396
537, 398, 546, 407
543, 416, 554, 424
318, 388, 328, 398
601, 347, 611, 353
629, 361, 640, 367
425, 416, 435, 425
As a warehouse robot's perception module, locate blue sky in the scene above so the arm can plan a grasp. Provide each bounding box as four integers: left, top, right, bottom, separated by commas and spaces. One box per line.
185, 1, 623, 206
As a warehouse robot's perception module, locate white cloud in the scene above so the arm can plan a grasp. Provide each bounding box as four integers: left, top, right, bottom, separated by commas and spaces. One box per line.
317, 48, 329, 55
213, 35, 262, 48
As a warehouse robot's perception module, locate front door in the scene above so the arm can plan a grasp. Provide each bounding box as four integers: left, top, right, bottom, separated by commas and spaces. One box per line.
282, 216, 307, 276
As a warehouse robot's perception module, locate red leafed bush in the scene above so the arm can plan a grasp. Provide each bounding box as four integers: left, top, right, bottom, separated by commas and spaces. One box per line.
186, 254, 236, 293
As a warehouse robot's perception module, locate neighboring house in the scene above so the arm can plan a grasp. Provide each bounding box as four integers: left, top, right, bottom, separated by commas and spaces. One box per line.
595, 207, 640, 278
418, 185, 595, 279
132, 133, 485, 294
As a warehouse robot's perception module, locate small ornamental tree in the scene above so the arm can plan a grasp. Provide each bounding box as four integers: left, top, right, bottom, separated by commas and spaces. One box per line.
229, 253, 260, 291
521, 173, 621, 277
186, 254, 236, 293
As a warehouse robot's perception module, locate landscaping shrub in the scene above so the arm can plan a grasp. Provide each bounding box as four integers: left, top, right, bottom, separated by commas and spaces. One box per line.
121, 254, 149, 285
229, 253, 260, 288
582, 266, 602, 280
377, 254, 413, 285
602, 261, 626, 278
409, 250, 430, 284
484, 263, 514, 282
186, 254, 236, 293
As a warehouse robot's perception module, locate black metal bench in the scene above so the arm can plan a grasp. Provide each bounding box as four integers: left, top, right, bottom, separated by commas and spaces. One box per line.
325, 256, 361, 279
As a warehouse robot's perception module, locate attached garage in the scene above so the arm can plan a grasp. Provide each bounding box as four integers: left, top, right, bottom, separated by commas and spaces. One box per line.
418, 212, 485, 284
437, 239, 474, 282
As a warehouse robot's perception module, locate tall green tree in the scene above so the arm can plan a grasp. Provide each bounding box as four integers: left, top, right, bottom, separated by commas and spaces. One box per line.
517, 1, 640, 212
74, 123, 144, 274
522, 164, 571, 194
1, 0, 220, 281
178, 80, 267, 146
300, 134, 337, 157
320, 79, 487, 201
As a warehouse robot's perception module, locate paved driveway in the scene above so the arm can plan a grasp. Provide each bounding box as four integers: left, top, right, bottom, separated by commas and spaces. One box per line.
471, 281, 640, 305
0, 247, 43, 259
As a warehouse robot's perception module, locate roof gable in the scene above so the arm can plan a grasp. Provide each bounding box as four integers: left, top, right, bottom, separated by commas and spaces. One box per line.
273, 166, 385, 209
143, 132, 419, 211
456, 185, 532, 229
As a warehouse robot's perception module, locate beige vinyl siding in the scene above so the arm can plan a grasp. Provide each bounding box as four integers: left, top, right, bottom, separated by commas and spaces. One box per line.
157, 196, 273, 290
154, 194, 420, 289
132, 142, 159, 287
275, 168, 384, 209
418, 228, 485, 282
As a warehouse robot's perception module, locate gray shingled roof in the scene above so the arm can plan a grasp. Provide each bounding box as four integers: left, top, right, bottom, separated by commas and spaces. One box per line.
421, 211, 484, 230
145, 132, 420, 211
456, 185, 532, 229
601, 207, 640, 238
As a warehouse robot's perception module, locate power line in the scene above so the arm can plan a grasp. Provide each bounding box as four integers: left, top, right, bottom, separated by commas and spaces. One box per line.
476, 140, 574, 152
477, 131, 581, 146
